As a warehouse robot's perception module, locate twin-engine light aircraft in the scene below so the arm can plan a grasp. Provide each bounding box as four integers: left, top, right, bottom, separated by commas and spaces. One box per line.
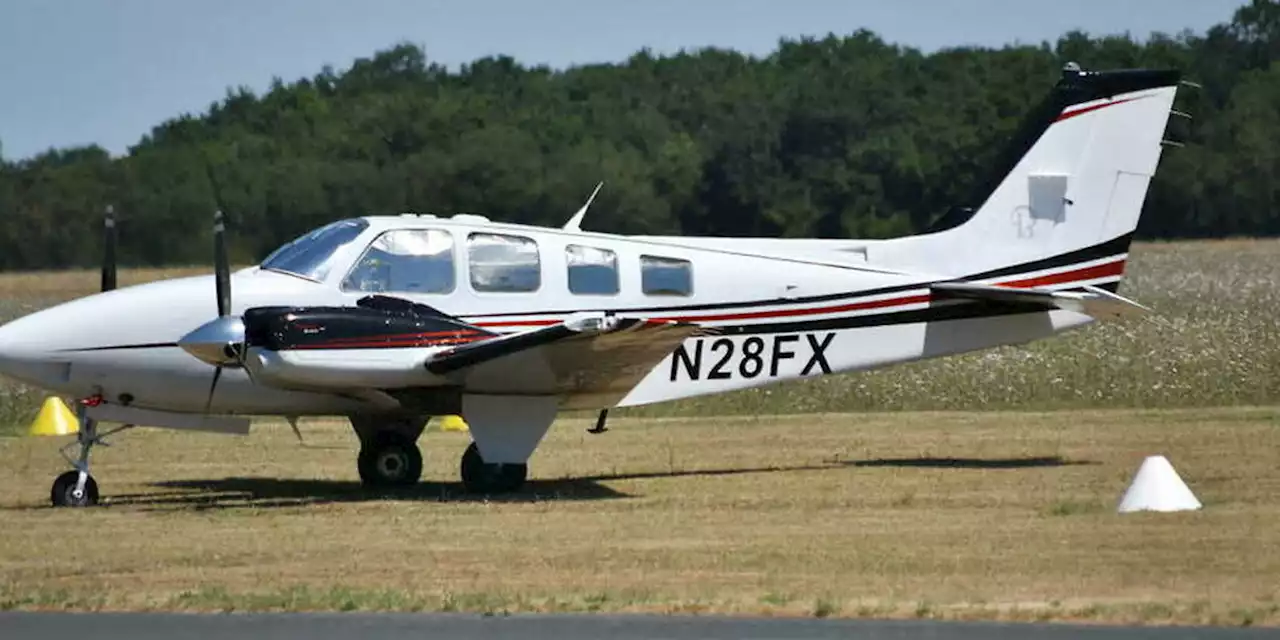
0, 63, 1186, 506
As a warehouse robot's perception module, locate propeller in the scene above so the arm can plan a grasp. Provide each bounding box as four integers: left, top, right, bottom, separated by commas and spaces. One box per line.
204, 360, 223, 414
101, 205, 117, 292
213, 209, 230, 317
177, 210, 249, 414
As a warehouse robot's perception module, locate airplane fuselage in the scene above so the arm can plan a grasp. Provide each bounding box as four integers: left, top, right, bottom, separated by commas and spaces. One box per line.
0, 213, 1116, 419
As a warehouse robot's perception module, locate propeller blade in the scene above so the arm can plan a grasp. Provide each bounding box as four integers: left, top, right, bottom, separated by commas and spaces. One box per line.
214, 210, 230, 318
101, 205, 117, 292
203, 366, 223, 414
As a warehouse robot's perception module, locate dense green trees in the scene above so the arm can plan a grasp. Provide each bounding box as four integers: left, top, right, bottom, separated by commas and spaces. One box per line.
1, 1, 1277, 270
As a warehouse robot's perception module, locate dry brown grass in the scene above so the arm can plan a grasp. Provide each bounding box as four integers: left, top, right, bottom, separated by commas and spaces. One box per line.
0, 266, 230, 299
1, 407, 1278, 624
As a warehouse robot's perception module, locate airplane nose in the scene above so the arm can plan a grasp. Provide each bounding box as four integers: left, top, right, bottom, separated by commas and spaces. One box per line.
0, 312, 74, 388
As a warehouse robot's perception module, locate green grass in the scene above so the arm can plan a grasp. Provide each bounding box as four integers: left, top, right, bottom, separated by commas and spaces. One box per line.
0, 239, 1278, 433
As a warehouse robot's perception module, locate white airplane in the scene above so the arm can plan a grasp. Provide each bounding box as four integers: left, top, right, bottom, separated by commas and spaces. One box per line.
0, 63, 1185, 506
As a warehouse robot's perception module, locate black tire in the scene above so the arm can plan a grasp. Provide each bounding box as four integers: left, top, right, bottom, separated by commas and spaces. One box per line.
460, 442, 527, 494
51, 470, 98, 507
357, 433, 423, 487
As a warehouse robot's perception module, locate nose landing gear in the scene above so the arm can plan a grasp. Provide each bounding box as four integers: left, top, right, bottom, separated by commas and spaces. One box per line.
50, 396, 133, 507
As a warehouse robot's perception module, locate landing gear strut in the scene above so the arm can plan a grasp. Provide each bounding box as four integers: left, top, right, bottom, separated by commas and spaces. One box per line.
460, 442, 526, 494
51, 399, 132, 507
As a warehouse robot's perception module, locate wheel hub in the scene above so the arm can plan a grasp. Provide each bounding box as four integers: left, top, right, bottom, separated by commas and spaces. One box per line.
377, 452, 406, 478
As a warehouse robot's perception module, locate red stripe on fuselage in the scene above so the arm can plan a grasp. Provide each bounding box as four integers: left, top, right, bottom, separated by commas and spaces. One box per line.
290, 335, 485, 350
998, 259, 1125, 288
652, 293, 934, 323
469, 258, 1127, 329
314, 329, 485, 345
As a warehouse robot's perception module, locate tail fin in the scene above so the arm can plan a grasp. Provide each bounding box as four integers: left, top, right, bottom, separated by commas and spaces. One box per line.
904, 63, 1183, 286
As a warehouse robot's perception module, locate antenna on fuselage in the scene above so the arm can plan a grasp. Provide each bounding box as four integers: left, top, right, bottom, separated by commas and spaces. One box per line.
562, 181, 604, 232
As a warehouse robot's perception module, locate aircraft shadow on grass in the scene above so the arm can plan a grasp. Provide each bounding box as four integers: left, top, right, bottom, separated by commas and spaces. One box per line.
105, 464, 841, 510
848, 456, 1098, 470
109, 477, 631, 510
109, 456, 1092, 511
0, 456, 1095, 511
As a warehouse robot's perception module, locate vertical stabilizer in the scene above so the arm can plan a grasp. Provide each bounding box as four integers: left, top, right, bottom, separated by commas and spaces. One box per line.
882, 63, 1183, 285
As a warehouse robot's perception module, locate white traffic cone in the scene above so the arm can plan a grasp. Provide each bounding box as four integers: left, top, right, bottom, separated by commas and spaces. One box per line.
1117, 455, 1202, 513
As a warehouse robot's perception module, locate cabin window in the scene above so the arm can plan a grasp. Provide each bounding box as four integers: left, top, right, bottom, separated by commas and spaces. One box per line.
468, 232, 540, 292
340, 228, 455, 294
566, 245, 618, 295
640, 255, 692, 296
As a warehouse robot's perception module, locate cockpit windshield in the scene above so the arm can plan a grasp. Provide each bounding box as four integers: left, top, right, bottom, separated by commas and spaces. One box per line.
259, 218, 369, 281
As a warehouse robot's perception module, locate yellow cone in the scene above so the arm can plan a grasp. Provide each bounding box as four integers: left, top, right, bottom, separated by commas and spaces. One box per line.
438, 414, 468, 432
28, 396, 79, 436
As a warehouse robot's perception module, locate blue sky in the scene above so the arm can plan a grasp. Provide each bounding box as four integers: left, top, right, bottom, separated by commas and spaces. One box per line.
0, 0, 1248, 161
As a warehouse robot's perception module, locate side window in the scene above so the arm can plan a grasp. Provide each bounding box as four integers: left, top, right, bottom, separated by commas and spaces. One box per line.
566, 244, 618, 295
340, 229, 455, 293
641, 255, 692, 296
468, 232, 540, 292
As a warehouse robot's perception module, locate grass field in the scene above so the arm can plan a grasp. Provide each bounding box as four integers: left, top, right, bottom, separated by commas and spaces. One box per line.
0, 408, 1278, 624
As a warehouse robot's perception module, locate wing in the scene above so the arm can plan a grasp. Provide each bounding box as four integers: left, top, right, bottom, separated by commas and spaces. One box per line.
239, 301, 708, 411
423, 313, 711, 409
931, 282, 1149, 320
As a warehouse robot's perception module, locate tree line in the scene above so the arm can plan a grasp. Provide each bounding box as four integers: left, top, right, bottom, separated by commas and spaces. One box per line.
0, 0, 1277, 270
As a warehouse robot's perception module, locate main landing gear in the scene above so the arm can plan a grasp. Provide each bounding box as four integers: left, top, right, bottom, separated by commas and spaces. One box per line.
348, 415, 530, 494
51, 397, 132, 507
350, 416, 426, 488
356, 431, 423, 488
460, 441, 526, 494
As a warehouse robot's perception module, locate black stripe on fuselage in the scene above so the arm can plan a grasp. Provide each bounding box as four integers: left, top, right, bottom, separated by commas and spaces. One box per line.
61, 341, 180, 352
964, 233, 1132, 281
713, 278, 1126, 336
695, 299, 1057, 337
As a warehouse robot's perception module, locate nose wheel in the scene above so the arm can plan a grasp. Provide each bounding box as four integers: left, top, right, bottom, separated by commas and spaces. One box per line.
50, 396, 133, 507
52, 470, 98, 507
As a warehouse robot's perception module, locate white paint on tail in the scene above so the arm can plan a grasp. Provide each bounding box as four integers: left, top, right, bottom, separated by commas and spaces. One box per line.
847, 84, 1175, 277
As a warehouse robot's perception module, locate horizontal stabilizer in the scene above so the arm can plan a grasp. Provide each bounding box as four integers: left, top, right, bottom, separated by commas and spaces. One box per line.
931, 282, 1149, 320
